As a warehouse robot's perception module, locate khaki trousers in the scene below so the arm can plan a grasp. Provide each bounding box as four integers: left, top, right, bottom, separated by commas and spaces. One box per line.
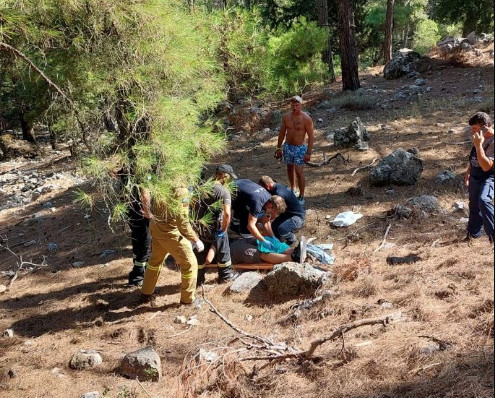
141, 235, 198, 304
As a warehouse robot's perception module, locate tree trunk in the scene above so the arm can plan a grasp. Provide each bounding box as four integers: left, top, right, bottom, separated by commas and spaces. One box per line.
317, 0, 336, 83
383, 0, 395, 64
338, 0, 360, 91
19, 114, 36, 143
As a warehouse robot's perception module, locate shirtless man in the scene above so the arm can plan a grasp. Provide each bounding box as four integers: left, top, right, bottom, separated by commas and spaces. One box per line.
275, 96, 314, 206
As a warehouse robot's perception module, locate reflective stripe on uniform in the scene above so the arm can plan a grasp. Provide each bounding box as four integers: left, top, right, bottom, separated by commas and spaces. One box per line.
198, 263, 206, 270
146, 263, 162, 272
134, 261, 147, 267
218, 261, 232, 268
181, 269, 196, 280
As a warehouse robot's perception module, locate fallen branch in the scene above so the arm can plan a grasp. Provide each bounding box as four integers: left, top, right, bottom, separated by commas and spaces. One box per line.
373, 223, 392, 253
135, 378, 153, 398
351, 157, 379, 176
306, 153, 347, 168
409, 362, 443, 375
0, 42, 90, 150
0, 242, 48, 289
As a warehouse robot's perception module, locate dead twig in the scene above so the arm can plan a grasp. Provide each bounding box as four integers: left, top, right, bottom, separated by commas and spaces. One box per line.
166, 326, 192, 339
410, 362, 443, 375
0, 242, 48, 289
373, 223, 392, 253
135, 377, 153, 398
418, 335, 453, 351
306, 153, 347, 168
351, 157, 379, 176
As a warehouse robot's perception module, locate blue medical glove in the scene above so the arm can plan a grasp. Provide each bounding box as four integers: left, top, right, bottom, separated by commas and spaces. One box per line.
215, 230, 225, 239
259, 239, 274, 251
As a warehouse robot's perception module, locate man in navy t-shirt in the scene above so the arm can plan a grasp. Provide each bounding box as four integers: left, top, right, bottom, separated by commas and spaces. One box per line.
258, 175, 305, 245
231, 179, 286, 251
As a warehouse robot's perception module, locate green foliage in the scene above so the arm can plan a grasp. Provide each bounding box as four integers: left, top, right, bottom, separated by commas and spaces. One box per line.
1, 0, 228, 218
413, 18, 441, 54
261, 18, 329, 95
431, 0, 494, 35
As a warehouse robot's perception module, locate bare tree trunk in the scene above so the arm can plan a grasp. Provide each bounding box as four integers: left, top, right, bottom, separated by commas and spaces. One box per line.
338, 0, 360, 91
317, 0, 336, 83
19, 114, 36, 143
383, 0, 395, 64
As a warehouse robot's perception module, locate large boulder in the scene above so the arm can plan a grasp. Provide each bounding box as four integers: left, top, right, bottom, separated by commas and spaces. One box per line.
384, 49, 421, 80
119, 346, 162, 382
370, 148, 423, 186
334, 117, 370, 150
230, 272, 263, 293
263, 262, 329, 298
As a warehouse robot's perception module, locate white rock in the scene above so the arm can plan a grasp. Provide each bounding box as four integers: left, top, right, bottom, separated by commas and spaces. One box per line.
0, 285, 6, 294
2, 329, 14, 338
174, 316, 187, 324
186, 318, 200, 326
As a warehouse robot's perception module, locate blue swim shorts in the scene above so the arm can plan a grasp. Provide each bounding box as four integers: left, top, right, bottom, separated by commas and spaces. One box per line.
283, 142, 307, 165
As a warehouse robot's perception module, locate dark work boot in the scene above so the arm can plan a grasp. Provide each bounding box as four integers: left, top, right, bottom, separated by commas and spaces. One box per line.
197, 267, 206, 287
128, 265, 145, 286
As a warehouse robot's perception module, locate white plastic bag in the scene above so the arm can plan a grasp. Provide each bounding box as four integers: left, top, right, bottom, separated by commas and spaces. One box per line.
331, 211, 363, 227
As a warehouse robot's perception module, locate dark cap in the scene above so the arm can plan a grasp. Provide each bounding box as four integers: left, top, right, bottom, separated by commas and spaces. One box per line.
216, 164, 238, 179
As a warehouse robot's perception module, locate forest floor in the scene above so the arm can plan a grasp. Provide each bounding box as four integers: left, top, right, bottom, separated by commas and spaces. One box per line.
0, 44, 494, 398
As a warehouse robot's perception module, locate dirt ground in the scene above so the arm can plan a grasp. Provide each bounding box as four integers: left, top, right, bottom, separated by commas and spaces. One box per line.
0, 45, 494, 398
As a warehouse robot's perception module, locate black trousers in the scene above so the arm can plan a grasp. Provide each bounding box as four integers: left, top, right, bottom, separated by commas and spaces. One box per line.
127, 200, 151, 264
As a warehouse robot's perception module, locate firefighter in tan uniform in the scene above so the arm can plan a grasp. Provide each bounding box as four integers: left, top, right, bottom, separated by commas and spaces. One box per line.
141, 187, 204, 304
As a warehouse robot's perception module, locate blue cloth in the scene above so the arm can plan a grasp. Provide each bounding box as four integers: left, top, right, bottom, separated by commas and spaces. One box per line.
305, 244, 335, 265
283, 142, 307, 165
257, 236, 290, 254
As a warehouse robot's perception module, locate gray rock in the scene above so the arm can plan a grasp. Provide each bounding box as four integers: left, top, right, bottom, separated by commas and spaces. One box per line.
420, 343, 441, 356
434, 170, 456, 184
407, 195, 443, 214
195, 348, 219, 364
119, 346, 162, 382
334, 117, 370, 150
466, 31, 478, 44
414, 78, 426, 86
69, 349, 103, 370
99, 249, 115, 258
23, 240, 37, 247
370, 149, 423, 186
453, 201, 465, 211
81, 392, 101, 398
316, 100, 332, 109
230, 272, 263, 293
264, 262, 330, 298
384, 49, 421, 80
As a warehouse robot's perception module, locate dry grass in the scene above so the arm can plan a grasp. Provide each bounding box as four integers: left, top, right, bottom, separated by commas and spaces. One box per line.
0, 48, 494, 398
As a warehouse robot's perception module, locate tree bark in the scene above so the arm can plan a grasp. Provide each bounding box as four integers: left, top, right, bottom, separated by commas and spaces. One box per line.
317, 0, 336, 83
19, 113, 36, 143
337, 0, 360, 91
383, 0, 395, 64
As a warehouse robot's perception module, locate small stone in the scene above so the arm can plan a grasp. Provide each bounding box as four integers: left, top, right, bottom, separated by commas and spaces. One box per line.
23, 240, 37, 247
459, 217, 469, 223
174, 316, 187, 324
453, 202, 465, 211
186, 318, 200, 326
0, 285, 6, 294
325, 215, 332, 219
245, 315, 253, 322
2, 329, 14, 338
72, 261, 85, 267
8, 369, 16, 378
317, 118, 323, 123
47, 242, 58, 252
99, 249, 115, 258
69, 349, 103, 370
42, 201, 53, 208
81, 392, 100, 398
195, 348, 219, 364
